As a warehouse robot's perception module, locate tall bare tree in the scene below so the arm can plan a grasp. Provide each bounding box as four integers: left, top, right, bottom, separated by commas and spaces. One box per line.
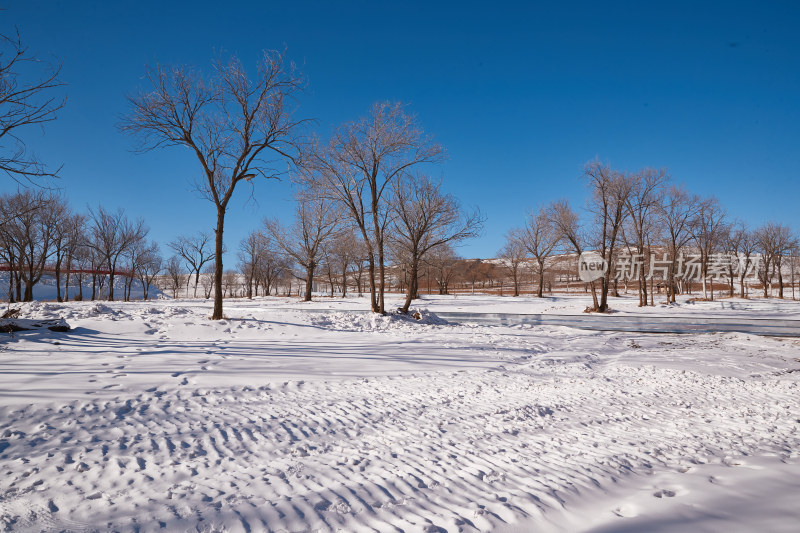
62, 213, 86, 301
324, 229, 360, 298
135, 242, 162, 300
389, 173, 482, 313
584, 161, 633, 312
691, 197, 727, 300
300, 101, 444, 313
735, 225, 757, 298
0, 29, 65, 184
121, 51, 306, 319
623, 168, 668, 306
47, 198, 72, 302
163, 256, 184, 299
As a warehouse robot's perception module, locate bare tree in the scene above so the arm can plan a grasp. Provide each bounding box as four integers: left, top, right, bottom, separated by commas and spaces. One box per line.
623, 168, 668, 306
300, 101, 444, 313
264, 194, 340, 301
389, 173, 482, 313
690, 197, 727, 300
135, 242, 162, 300
169, 232, 215, 298
735, 225, 758, 298
87, 206, 147, 301
658, 186, 702, 303
222, 270, 239, 298
2, 191, 58, 301
425, 244, 459, 295
121, 50, 306, 319
163, 255, 184, 299
62, 213, 86, 301
498, 230, 527, 297
548, 199, 599, 309
0, 29, 65, 184
756, 222, 798, 299
325, 229, 360, 297
47, 198, 72, 302
238, 230, 285, 298
724, 222, 745, 297
199, 265, 215, 299
520, 206, 560, 298
238, 231, 263, 299
583, 161, 633, 312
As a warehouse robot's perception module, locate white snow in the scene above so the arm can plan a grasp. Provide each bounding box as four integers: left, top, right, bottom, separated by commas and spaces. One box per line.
1, 294, 799, 532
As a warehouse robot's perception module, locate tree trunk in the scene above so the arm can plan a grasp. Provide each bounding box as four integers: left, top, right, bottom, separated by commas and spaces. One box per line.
55, 257, 63, 302
401, 256, 419, 314
367, 255, 378, 312
304, 264, 315, 302
64, 255, 72, 302
537, 261, 545, 298
212, 209, 226, 320
108, 261, 116, 301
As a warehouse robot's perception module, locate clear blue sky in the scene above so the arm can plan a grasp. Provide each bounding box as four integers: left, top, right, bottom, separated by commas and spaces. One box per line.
3, 1, 799, 261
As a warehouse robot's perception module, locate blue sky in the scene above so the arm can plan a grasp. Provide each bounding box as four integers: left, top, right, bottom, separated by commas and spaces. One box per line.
2, 1, 799, 260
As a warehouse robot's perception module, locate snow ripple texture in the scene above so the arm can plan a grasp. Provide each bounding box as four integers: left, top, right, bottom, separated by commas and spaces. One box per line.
1, 360, 797, 532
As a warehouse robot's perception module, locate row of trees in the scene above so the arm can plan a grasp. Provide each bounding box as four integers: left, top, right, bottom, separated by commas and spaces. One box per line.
0, 191, 164, 302
500, 162, 799, 310
5, 33, 797, 313
121, 46, 483, 317
242, 160, 482, 314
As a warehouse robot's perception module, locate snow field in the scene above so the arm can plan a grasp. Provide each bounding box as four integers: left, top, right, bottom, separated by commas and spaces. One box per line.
0, 296, 799, 532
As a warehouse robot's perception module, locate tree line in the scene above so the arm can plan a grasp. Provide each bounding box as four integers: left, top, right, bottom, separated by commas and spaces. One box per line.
0, 192, 157, 302
499, 161, 799, 310
3, 29, 797, 314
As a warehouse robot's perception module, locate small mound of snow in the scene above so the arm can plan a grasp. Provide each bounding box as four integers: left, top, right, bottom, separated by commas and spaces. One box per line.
88, 303, 118, 317
13, 301, 62, 319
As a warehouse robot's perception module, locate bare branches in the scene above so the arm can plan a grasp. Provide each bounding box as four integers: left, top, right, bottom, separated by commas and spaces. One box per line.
86, 206, 148, 301
0, 28, 65, 185
389, 173, 483, 312
121, 50, 307, 319
299, 101, 444, 313
169, 232, 215, 297
263, 194, 341, 301
520, 206, 560, 297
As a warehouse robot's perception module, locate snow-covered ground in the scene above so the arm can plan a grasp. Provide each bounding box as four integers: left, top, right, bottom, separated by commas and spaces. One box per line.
1, 295, 799, 532
263, 292, 800, 319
